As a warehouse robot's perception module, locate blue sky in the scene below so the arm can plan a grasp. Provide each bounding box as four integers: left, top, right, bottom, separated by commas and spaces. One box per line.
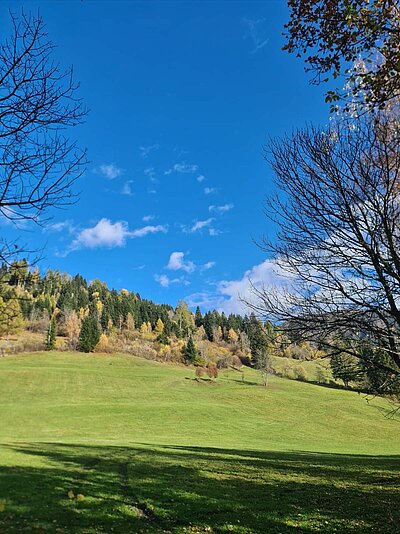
1, 1, 332, 313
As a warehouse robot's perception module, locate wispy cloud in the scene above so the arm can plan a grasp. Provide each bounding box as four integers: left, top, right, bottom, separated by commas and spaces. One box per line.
139, 144, 160, 159
64, 218, 167, 254
244, 18, 269, 53
201, 261, 215, 271
183, 218, 215, 234
154, 273, 189, 288
165, 162, 199, 175
204, 187, 217, 195
167, 251, 195, 273
121, 180, 134, 196
144, 167, 157, 183
209, 203, 234, 214
142, 214, 155, 222
154, 274, 174, 288
130, 225, 167, 238
196, 175, 206, 183
209, 228, 222, 236
46, 220, 76, 234
96, 163, 124, 180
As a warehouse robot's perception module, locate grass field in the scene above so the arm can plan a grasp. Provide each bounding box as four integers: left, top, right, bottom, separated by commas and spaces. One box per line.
0, 352, 399, 533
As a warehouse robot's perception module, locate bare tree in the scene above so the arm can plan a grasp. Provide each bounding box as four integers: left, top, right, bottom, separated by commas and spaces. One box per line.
250, 111, 400, 394
0, 11, 87, 263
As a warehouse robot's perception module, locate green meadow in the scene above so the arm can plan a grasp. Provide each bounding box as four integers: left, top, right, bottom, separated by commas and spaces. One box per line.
0, 352, 399, 533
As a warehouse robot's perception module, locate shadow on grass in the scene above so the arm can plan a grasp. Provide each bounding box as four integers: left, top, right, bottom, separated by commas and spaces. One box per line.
0, 442, 399, 533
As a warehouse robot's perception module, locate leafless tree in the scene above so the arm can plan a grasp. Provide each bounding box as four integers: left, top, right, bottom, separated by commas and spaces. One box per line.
250, 111, 400, 393
0, 11, 87, 264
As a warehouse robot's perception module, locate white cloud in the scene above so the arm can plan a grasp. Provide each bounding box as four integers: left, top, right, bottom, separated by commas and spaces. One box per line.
201, 261, 215, 271
121, 181, 134, 196
46, 220, 76, 234
130, 225, 168, 238
197, 175, 205, 183
97, 163, 124, 180
209, 228, 222, 236
144, 167, 157, 182
70, 219, 128, 250
165, 162, 199, 175
66, 219, 167, 253
209, 203, 234, 214
186, 259, 290, 315
142, 214, 155, 222
139, 144, 159, 159
167, 251, 195, 273
154, 274, 173, 288
154, 273, 190, 288
204, 187, 217, 195
183, 218, 215, 234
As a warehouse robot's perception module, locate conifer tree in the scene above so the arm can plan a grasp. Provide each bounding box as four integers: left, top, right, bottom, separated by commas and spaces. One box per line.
184, 335, 198, 364
194, 306, 203, 327
46, 316, 57, 350
78, 316, 100, 353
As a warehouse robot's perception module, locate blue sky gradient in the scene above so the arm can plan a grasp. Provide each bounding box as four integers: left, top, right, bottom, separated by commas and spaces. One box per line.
1, 1, 332, 313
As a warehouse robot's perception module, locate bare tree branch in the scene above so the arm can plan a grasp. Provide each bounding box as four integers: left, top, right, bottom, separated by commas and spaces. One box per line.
248, 110, 400, 394
0, 10, 87, 259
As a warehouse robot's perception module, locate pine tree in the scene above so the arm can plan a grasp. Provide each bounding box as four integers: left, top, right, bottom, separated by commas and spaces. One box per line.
78, 316, 100, 353
46, 316, 57, 350
194, 306, 203, 327
184, 335, 197, 364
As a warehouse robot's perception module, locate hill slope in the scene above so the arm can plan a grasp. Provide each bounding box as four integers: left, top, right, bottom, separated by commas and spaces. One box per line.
0, 352, 399, 533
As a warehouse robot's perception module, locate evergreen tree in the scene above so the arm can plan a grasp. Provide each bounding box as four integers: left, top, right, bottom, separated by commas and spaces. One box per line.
194, 306, 203, 327
203, 311, 215, 341
46, 316, 57, 350
156, 330, 170, 345
184, 335, 197, 364
78, 316, 100, 353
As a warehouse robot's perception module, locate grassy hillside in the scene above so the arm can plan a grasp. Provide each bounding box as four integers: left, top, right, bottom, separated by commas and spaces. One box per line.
0, 352, 399, 533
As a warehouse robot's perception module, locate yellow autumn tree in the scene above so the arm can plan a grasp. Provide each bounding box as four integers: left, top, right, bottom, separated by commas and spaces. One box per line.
79, 307, 89, 319
0, 297, 24, 337
95, 300, 103, 315
95, 333, 109, 352
228, 328, 238, 344
155, 318, 164, 335
140, 322, 149, 335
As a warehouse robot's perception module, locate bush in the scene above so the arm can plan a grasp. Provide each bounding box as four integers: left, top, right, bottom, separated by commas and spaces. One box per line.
293, 365, 307, 381
207, 364, 218, 380
315, 366, 328, 384
195, 366, 206, 379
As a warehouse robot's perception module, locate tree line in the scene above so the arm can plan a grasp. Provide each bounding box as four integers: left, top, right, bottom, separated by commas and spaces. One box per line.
0, 259, 272, 371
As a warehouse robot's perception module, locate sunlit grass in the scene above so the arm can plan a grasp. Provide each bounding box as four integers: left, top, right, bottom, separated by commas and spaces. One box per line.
0, 352, 398, 533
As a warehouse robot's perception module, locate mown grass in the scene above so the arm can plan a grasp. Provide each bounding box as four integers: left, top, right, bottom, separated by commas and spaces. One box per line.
0, 352, 399, 533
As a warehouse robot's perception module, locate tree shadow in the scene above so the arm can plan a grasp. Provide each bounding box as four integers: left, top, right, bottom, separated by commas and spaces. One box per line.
0, 442, 398, 533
